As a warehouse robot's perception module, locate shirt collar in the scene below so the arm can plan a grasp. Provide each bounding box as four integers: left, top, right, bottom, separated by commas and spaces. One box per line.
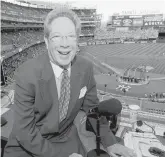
50, 61, 71, 78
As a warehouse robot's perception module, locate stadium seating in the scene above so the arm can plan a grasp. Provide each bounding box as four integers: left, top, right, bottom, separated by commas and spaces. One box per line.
81, 28, 95, 36
1, 1, 49, 21
73, 9, 96, 16
2, 42, 47, 82
1, 30, 44, 48
147, 92, 165, 103
94, 28, 159, 41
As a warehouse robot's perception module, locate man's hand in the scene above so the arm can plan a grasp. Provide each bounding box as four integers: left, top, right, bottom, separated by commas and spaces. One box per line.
107, 144, 137, 157
69, 153, 83, 157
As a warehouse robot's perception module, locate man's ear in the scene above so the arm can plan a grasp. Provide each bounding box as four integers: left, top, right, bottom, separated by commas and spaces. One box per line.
44, 37, 49, 49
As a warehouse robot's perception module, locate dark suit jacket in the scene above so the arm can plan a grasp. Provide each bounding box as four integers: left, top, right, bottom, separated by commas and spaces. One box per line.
4, 54, 116, 157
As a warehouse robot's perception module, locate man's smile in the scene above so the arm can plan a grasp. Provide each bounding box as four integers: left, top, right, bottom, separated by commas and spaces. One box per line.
58, 50, 71, 55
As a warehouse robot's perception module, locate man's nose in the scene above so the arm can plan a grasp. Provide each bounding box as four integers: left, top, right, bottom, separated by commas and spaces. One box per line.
60, 36, 69, 47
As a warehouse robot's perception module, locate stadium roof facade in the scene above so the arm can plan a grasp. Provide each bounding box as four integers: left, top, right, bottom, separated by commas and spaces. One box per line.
2, 0, 97, 9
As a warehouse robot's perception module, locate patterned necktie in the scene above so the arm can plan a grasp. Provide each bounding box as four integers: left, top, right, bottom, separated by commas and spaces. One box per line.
59, 69, 70, 122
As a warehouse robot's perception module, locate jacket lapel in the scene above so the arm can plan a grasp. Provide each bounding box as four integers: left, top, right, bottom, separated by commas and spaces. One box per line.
38, 54, 59, 132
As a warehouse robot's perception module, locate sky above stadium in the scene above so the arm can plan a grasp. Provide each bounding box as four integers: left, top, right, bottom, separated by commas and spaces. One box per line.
9, 0, 165, 21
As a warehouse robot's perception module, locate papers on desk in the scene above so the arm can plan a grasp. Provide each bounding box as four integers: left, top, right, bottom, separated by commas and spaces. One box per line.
1, 107, 10, 116
124, 132, 165, 157
139, 143, 155, 157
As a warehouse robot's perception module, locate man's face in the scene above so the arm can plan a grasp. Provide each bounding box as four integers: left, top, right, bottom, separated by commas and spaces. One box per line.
45, 17, 77, 68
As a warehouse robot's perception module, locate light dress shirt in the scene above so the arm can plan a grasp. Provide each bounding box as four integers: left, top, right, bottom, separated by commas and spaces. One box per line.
50, 61, 71, 99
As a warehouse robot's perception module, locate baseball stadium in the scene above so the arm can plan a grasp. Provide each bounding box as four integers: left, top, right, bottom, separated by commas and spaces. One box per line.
1, 0, 165, 156
2, 0, 165, 105
1, 1, 165, 153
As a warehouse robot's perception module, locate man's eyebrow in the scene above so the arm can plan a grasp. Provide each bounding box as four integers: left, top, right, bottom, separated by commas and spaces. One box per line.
49, 33, 60, 38
51, 32, 60, 35
51, 32, 75, 35
68, 32, 76, 34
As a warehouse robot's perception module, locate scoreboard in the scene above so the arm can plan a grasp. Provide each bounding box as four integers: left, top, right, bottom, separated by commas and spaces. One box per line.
112, 14, 164, 27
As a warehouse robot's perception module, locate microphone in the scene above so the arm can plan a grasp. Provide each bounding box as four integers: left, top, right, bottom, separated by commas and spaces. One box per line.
88, 98, 122, 117
86, 98, 122, 157
86, 98, 122, 145
98, 98, 122, 116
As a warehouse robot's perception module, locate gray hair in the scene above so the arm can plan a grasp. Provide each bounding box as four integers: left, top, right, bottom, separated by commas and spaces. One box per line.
44, 6, 81, 40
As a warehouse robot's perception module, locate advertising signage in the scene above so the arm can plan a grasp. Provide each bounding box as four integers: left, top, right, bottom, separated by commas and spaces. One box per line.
112, 14, 164, 27
112, 19, 122, 26
133, 19, 143, 26
122, 18, 133, 26
143, 14, 163, 22
112, 15, 143, 20
112, 16, 143, 27
144, 21, 164, 26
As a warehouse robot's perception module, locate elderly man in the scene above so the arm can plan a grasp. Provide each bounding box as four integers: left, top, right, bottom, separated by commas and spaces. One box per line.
4, 6, 136, 157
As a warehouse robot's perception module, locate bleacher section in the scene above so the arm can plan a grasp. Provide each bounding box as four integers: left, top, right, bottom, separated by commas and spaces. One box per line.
1, 30, 44, 51
1, 1, 48, 21
95, 28, 159, 40
2, 42, 46, 81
